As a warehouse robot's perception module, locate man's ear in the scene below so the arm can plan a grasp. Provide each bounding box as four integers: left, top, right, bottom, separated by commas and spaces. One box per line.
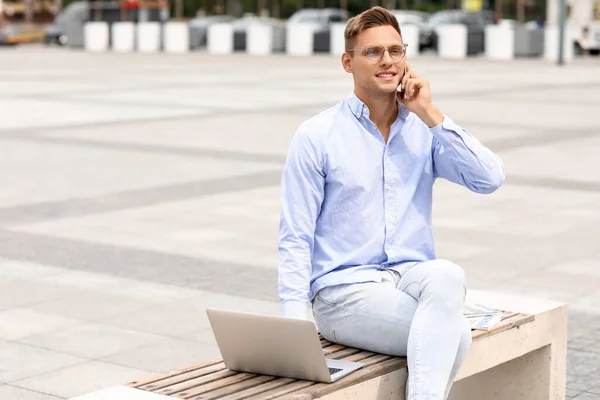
341, 52, 353, 73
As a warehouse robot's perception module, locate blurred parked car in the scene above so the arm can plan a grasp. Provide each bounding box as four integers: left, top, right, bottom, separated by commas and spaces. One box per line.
288, 8, 350, 52
427, 9, 495, 55
188, 15, 235, 48
390, 9, 432, 50
44, 1, 87, 45
44, 0, 166, 47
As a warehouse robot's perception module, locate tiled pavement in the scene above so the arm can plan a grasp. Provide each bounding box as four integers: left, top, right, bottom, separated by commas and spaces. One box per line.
0, 47, 599, 399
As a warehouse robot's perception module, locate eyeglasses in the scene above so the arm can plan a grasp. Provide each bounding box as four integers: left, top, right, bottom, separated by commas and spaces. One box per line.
347, 43, 408, 62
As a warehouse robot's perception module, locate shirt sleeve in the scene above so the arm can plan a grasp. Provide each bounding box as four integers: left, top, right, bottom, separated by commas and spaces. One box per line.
278, 121, 325, 320
430, 116, 505, 194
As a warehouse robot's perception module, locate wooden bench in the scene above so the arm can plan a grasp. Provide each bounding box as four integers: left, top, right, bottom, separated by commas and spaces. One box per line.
71, 290, 568, 400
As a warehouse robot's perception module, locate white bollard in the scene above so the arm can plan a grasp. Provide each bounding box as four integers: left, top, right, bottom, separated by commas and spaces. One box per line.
436, 24, 467, 59
485, 24, 515, 60
544, 25, 577, 62
286, 22, 318, 56
111, 22, 135, 53
84, 21, 109, 52
208, 23, 234, 54
163, 21, 190, 53
247, 23, 273, 55
330, 22, 347, 55
401, 24, 420, 58
137, 22, 161, 53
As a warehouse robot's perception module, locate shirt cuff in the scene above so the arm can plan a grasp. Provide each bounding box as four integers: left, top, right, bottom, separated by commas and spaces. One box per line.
429, 115, 455, 138
281, 300, 308, 320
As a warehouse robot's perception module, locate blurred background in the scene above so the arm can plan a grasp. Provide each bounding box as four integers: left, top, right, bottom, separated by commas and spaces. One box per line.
0, 0, 598, 57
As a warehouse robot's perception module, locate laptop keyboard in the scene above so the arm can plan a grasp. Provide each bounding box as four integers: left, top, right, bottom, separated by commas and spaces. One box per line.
328, 367, 343, 375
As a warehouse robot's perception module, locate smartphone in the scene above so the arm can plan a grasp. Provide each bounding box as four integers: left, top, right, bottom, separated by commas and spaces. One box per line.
396, 63, 408, 99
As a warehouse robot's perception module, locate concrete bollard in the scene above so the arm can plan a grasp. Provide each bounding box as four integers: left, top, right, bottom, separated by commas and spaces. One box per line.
111, 22, 135, 53
436, 24, 467, 59
485, 25, 515, 60
247, 23, 273, 55
164, 21, 190, 53
84, 21, 109, 52
401, 24, 420, 58
330, 22, 347, 55
286, 22, 318, 56
514, 27, 544, 57
544, 25, 577, 63
137, 22, 162, 53
208, 22, 234, 54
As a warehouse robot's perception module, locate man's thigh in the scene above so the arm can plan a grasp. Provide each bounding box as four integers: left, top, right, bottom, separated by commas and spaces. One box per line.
312, 274, 418, 356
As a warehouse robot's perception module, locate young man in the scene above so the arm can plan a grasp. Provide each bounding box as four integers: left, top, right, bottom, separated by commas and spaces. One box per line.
278, 6, 505, 400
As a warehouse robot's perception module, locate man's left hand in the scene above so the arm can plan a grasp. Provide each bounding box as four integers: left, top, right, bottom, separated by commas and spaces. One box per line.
398, 63, 444, 128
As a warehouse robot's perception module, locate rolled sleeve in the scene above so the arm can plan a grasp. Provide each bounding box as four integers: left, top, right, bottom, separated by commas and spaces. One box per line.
430, 116, 505, 194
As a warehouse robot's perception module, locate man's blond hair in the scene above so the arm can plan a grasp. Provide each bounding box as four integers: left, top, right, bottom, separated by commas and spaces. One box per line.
344, 6, 402, 52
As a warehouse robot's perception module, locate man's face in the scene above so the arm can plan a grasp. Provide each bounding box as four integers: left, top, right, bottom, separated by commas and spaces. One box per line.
343, 25, 407, 96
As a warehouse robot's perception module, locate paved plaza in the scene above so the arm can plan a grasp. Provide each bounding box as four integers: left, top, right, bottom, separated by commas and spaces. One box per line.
0, 46, 599, 399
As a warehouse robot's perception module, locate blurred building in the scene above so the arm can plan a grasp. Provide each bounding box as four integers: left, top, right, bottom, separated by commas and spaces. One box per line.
547, 0, 600, 25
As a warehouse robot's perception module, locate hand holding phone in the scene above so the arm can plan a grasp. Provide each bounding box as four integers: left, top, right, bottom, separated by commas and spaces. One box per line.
396, 63, 408, 99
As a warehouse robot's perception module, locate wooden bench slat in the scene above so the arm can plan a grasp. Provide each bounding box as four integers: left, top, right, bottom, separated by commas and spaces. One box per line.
324, 347, 362, 360
341, 350, 377, 362
138, 362, 228, 391
212, 377, 297, 400
242, 353, 396, 400
321, 344, 346, 355
293, 357, 407, 399
215, 350, 382, 400
193, 375, 279, 400
129, 359, 223, 389
243, 380, 317, 400
158, 369, 237, 396
177, 372, 258, 399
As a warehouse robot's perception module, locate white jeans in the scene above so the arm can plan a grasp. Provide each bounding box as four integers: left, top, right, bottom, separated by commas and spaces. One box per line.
311, 259, 472, 400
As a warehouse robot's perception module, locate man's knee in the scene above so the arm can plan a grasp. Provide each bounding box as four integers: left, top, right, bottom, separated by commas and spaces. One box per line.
425, 260, 466, 291
421, 260, 467, 306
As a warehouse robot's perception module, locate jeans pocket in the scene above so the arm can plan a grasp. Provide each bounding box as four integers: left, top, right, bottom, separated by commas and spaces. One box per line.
315, 284, 354, 307
313, 311, 337, 343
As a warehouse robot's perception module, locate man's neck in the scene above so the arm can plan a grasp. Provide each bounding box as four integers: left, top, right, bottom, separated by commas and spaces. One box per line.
355, 90, 398, 139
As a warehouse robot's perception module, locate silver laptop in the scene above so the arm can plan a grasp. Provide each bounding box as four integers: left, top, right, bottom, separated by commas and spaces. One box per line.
206, 308, 364, 383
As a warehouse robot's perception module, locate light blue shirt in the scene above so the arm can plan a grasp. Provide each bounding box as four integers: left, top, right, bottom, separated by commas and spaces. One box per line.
278, 92, 505, 319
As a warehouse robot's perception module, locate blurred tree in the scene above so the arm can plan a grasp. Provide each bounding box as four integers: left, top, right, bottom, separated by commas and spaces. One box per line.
174, 0, 183, 17
281, 0, 298, 17
272, 0, 280, 17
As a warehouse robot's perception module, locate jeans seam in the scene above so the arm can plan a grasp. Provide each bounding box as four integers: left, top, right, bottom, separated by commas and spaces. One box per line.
313, 311, 338, 342
402, 281, 422, 301
412, 307, 421, 399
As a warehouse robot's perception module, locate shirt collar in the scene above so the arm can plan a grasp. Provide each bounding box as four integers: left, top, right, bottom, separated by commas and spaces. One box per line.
347, 91, 410, 120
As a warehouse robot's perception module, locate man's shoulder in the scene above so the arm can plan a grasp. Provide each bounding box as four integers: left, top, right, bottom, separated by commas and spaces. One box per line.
295, 100, 348, 140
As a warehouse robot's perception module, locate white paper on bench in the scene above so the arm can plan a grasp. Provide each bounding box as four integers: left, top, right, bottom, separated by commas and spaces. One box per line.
69, 386, 173, 400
